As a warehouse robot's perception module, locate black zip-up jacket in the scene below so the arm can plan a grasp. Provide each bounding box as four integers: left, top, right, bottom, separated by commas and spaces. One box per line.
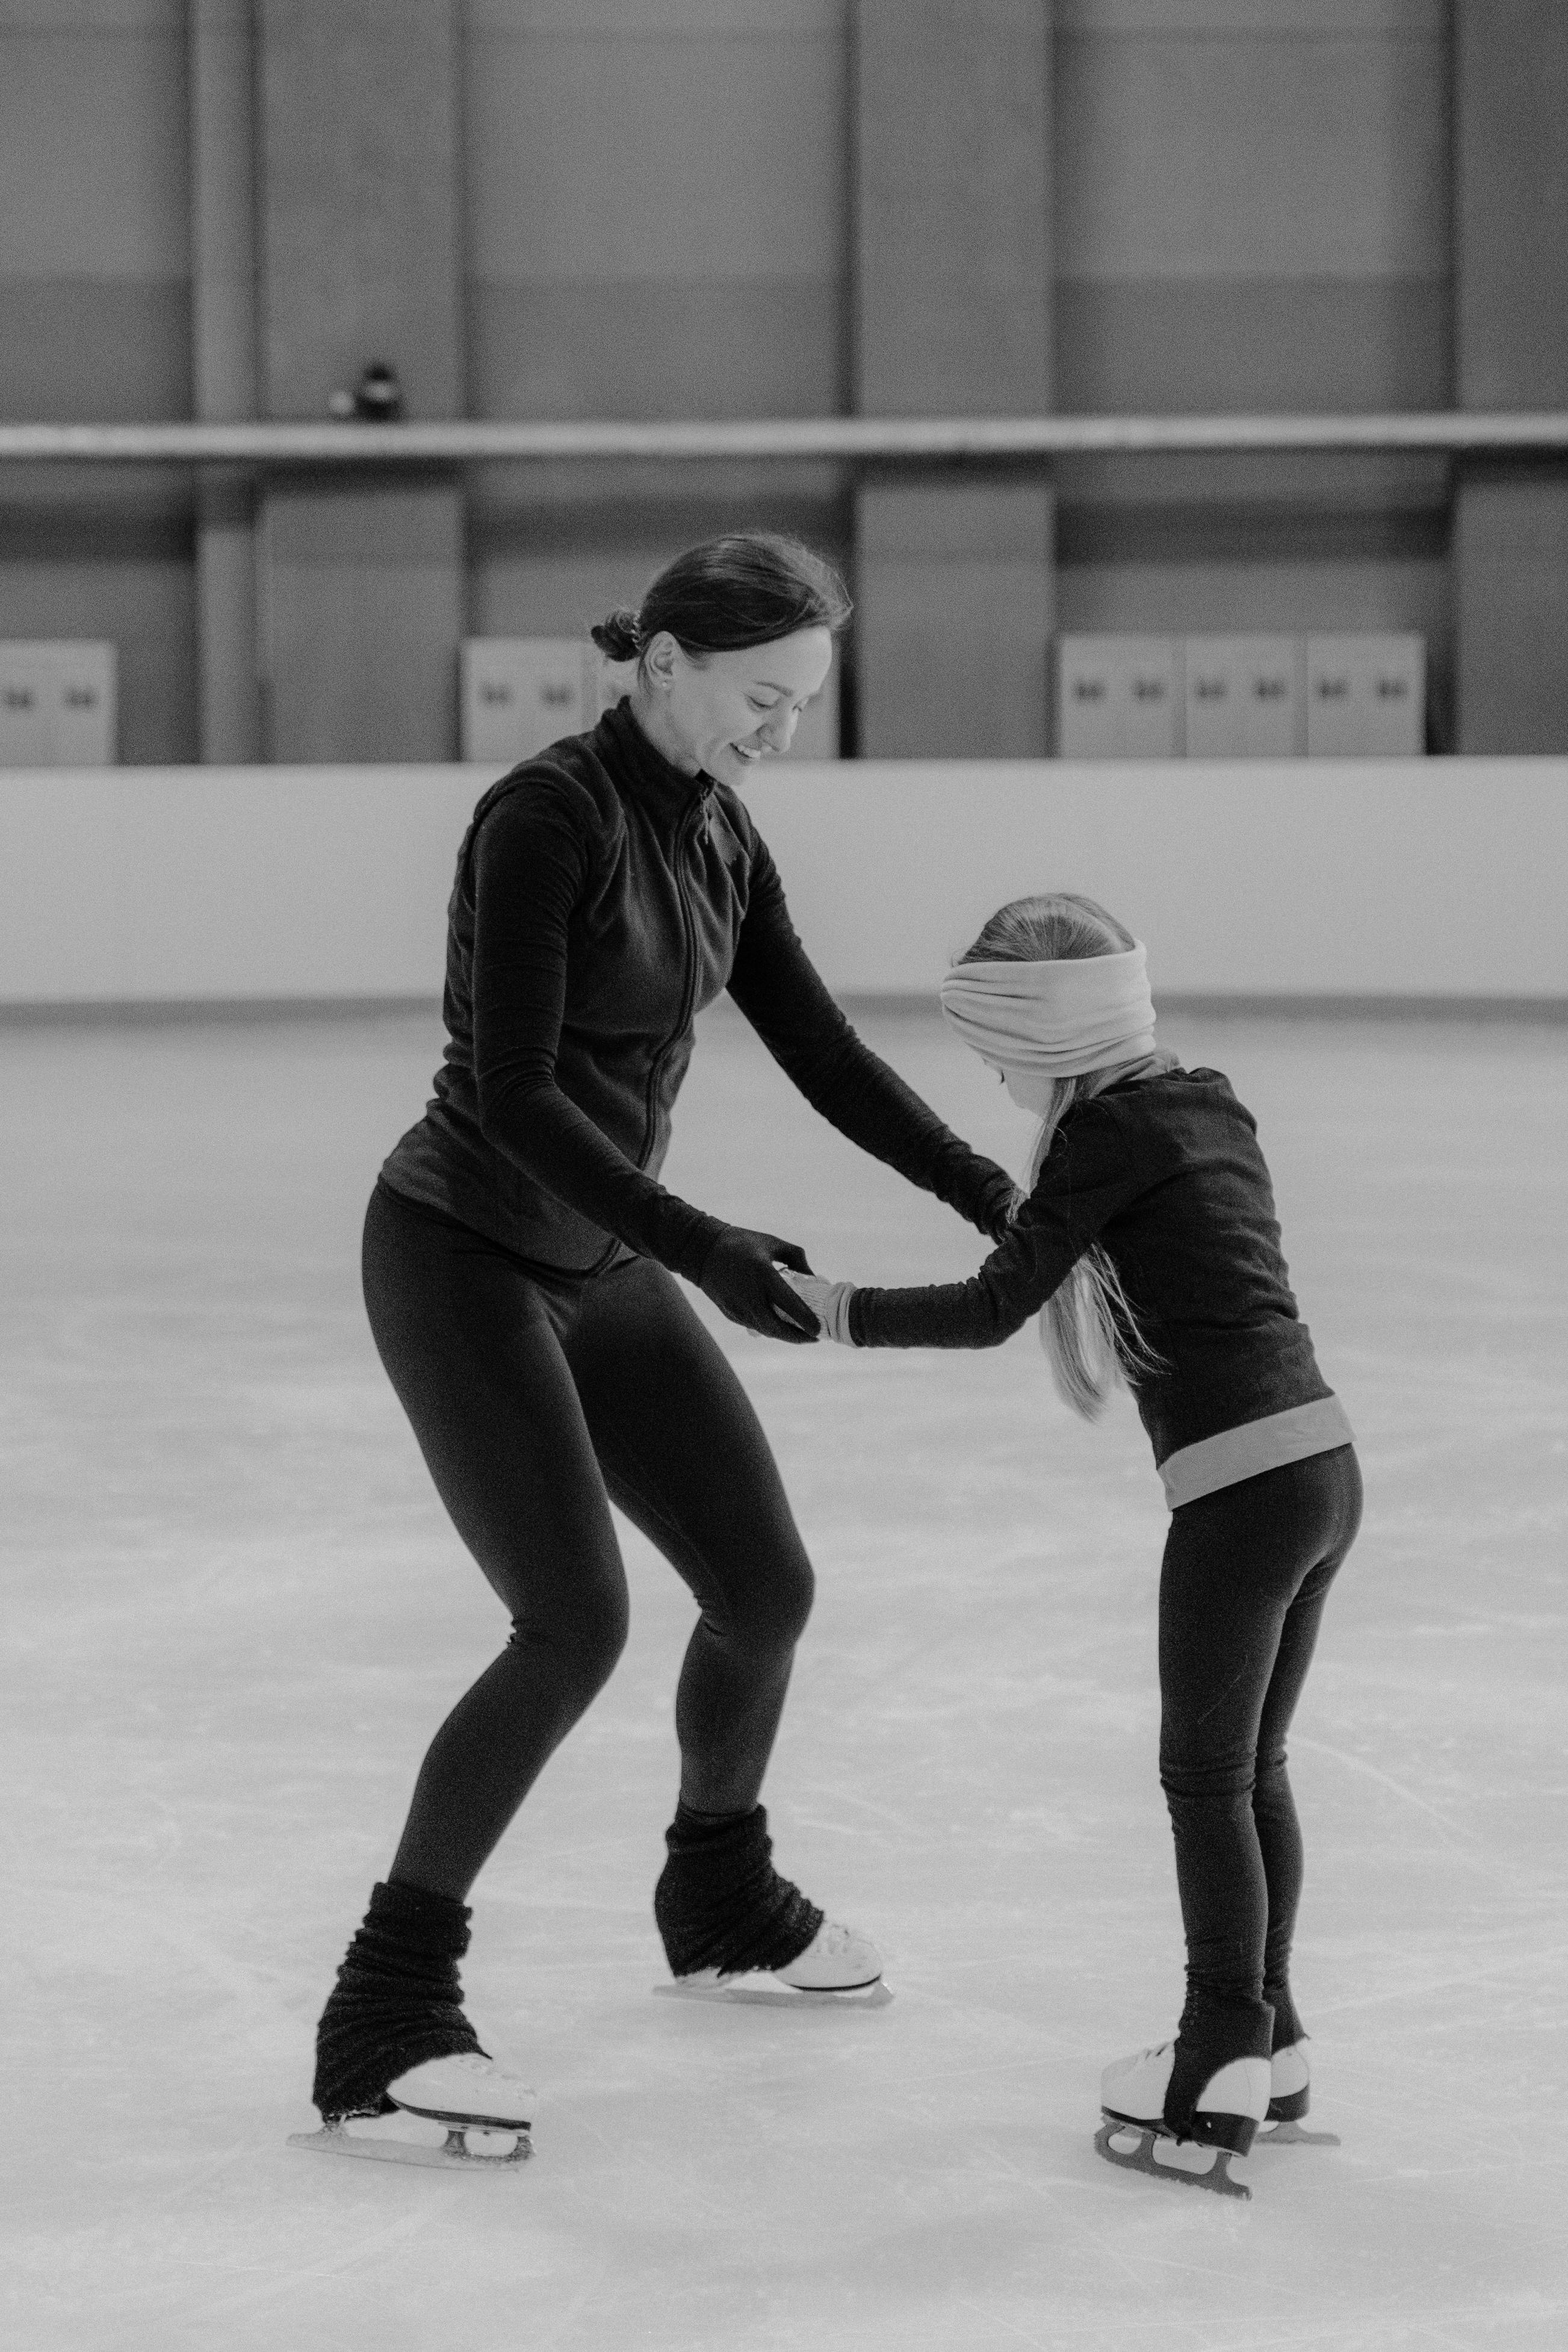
380, 701, 1017, 1277
847, 1066, 1335, 1471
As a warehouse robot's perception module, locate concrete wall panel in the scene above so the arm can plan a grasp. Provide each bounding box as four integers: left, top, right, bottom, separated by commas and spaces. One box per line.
1057, 277, 1451, 414
855, 0, 1052, 415
259, 2, 463, 420
466, 26, 848, 285
1455, 474, 1568, 756
259, 486, 463, 765
1056, 2, 1444, 32
0, 20, 188, 278
1456, 2, 1568, 409
466, 2, 846, 27
1453, 9, 1568, 751
0, 281, 191, 420
0, 3, 183, 26
469, 279, 844, 422
1056, 27, 1449, 283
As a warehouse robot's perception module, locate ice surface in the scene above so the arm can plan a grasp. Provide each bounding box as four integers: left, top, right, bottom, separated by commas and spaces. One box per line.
2, 1004, 1564, 2351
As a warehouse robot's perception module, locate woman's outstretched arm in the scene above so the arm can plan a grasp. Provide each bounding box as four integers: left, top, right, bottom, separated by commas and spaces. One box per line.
725, 837, 1018, 1239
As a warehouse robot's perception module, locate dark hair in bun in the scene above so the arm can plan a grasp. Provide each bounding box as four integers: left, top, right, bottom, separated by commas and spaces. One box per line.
589, 608, 642, 662
592, 532, 851, 670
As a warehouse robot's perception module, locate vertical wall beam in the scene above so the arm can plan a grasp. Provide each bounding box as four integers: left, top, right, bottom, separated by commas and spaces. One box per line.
190, 0, 260, 764
1453, 4, 1568, 752
256, 0, 463, 764
852, 1, 1053, 757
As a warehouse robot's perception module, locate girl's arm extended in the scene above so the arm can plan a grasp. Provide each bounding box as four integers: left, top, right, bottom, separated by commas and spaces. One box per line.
846, 1106, 1142, 1348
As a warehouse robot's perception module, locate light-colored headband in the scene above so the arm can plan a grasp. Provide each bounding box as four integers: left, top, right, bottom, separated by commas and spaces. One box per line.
938, 943, 1156, 1078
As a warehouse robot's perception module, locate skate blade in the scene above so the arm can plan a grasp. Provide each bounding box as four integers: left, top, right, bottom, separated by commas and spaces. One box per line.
1256, 2118, 1340, 2147
654, 1973, 893, 2009
1094, 2120, 1250, 2201
288, 2120, 530, 2168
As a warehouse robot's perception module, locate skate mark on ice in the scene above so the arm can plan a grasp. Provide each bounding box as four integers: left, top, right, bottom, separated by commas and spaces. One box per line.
183, 2199, 445, 2324
1289, 1736, 1488, 1852
1310, 1940, 1568, 2024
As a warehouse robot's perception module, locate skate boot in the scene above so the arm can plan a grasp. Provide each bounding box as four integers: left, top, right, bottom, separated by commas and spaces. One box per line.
654, 1802, 889, 2007
289, 1879, 533, 2168
1095, 2020, 1272, 2200
1256, 2041, 1340, 2147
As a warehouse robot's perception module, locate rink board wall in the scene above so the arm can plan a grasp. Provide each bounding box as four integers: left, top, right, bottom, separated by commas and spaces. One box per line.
1, 760, 1564, 1009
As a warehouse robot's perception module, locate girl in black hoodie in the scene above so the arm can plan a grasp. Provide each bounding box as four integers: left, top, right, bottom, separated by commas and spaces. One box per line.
784, 892, 1362, 2198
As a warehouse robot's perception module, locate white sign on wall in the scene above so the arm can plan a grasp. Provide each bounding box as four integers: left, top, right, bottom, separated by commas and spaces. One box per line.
1056, 635, 1425, 760
1056, 637, 1183, 759
1184, 637, 1303, 759
0, 642, 116, 766
1305, 636, 1425, 757
460, 640, 609, 765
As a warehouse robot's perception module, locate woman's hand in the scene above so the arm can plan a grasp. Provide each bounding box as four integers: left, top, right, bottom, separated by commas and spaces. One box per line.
698, 1227, 821, 1341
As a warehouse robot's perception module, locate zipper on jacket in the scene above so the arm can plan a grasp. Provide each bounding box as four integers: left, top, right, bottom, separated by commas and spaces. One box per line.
638, 789, 710, 1171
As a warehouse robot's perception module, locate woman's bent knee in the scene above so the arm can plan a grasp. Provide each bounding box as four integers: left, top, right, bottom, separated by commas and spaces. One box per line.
509, 1587, 630, 1704
730, 1551, 814, 1657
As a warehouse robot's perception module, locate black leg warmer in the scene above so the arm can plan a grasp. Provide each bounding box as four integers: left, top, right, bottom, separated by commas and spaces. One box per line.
312, 1878, 487, 2121
1162, 1987, 1275, 2139
654, 1803, 823, 1979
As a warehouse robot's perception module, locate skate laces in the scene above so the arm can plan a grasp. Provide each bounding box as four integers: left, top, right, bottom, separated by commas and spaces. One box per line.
436, 2052, 528, 2084
813, 1920, 857, 1956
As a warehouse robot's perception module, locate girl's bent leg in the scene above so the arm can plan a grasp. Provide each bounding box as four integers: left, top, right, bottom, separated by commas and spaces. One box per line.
562, 1257, 816, 1817
362, 1187, 631, 1902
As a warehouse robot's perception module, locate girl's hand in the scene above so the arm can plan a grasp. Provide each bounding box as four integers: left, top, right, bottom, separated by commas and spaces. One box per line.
778, 1267, 858, 1345
699, 1228, 820, 1341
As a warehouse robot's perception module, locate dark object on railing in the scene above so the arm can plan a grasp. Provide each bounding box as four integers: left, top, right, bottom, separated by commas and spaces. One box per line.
327, 362, 404, 423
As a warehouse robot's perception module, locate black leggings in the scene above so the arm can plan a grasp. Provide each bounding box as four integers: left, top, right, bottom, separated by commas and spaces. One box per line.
362, 1183, 816, 1903
1159, 1443, 1363, 2035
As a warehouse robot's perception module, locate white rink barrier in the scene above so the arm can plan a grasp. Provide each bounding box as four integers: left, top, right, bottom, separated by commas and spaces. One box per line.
1, 759, 1564, 1010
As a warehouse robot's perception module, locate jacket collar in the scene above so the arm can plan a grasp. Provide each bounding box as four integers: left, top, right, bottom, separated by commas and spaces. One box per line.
598, 698, 716, 827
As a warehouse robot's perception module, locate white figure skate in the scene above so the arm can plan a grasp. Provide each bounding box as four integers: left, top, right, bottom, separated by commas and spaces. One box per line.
1095, 2040, 1271, 2200
1255, 2041, 1340, 2147
288, 2052, 535, 2168
656, 1919, 891, 2008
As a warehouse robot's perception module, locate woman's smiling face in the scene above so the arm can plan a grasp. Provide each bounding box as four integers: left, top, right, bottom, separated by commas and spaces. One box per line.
636, 627, 834, 787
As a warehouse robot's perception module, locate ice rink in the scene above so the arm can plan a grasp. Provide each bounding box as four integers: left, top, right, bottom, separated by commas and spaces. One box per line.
4, 1000, 1565, 2351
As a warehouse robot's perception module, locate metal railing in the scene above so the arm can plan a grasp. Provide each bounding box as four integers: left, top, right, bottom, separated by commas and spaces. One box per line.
1, 414, 1566, 466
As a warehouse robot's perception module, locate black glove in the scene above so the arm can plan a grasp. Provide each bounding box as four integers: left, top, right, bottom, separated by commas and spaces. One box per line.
698, 1227, 820, 1342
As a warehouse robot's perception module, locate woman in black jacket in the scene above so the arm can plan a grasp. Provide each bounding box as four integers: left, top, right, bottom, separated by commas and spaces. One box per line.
784, 892, 1362, 2200
302, 535, 1016, 2159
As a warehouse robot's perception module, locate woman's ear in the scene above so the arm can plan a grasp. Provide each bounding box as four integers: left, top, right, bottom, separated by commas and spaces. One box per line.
642, 630, 680, 693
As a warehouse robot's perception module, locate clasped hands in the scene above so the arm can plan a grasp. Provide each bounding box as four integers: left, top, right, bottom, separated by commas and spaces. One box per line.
694, 1226, 855, 1344
776, 1265, 857, 1344
696, 1179, 1018, 1347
